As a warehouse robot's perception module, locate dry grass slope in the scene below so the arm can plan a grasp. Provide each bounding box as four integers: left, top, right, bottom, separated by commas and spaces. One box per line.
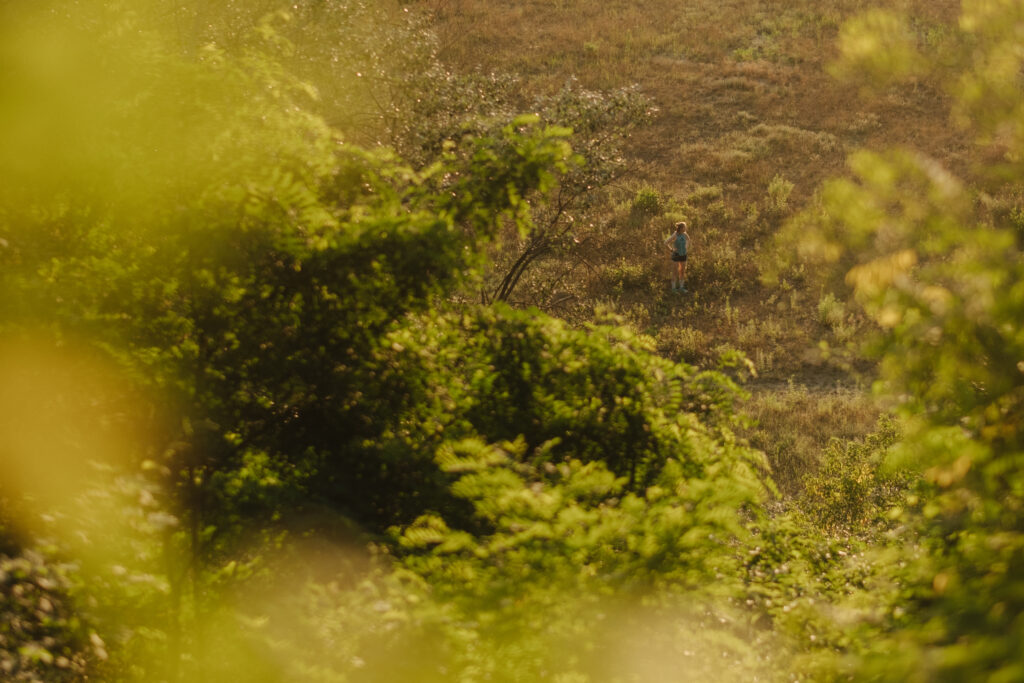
421, 0, 967, 491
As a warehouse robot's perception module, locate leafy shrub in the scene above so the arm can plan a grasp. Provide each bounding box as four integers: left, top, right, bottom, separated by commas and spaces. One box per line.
629, 184, 663, 223
816, 291, 845, 328
799, 415, 908, 533
383, 304, 757, 488
766, 173, 795, 213
379, 433, 771, 681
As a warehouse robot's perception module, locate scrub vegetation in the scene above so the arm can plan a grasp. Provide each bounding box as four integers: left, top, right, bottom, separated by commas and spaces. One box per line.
1, 0, 1023, 681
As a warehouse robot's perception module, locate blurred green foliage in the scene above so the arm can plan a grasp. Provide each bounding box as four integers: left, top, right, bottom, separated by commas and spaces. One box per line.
778, 0, 1024, 678
0, 547, 97, 681
5, 0, 1024, 680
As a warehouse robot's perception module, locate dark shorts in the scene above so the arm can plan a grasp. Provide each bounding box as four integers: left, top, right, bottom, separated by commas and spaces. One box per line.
671, 253, 687, 262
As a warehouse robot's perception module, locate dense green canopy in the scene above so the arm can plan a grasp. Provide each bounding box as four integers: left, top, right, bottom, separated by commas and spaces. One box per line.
2, 0, 1024, 681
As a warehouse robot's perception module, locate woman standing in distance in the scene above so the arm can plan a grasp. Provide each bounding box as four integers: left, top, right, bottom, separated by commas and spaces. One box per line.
665, 221, 689, 292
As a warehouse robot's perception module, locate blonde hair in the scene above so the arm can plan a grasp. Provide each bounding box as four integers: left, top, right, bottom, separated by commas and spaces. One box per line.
674, 221, 687, 232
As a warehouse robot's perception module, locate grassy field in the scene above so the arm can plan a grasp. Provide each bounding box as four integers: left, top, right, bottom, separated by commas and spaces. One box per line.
420, 0, 970, 491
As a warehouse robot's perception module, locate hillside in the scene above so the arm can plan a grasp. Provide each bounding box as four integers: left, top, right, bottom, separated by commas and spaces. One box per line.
416, 0, 982, 491
425, 0, 967, 380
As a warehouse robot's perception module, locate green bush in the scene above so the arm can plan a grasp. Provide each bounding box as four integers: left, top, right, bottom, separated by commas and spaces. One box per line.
766, 173, 795, 213
629, 184, 663, 222
382, 304, 759, 489
799, 415, 908, 533
374, 430, 772, 681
